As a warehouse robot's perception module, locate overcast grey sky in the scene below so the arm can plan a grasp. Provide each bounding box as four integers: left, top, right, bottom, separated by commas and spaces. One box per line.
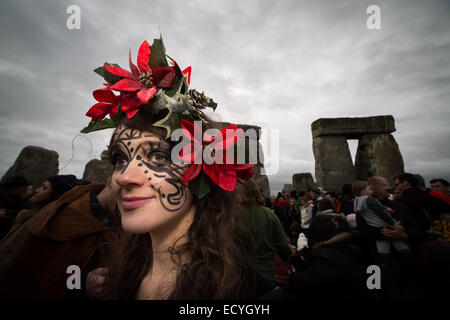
0, 0, 449, 194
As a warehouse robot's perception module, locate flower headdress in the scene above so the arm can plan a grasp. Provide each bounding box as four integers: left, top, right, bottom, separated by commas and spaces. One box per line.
81, 37, 254, 198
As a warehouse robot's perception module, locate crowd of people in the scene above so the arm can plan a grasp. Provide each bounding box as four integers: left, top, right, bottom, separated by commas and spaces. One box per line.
0, 171, 448, 300
0, 37, 448, 301
266, 174, 450, 299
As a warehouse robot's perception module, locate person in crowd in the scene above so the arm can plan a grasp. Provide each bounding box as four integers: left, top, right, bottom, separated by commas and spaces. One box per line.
287, 221, 301, 247
78, 38, 272, 300
277, 189, 288, 211
367, 176, 426, 251
0, 174, 89, 276
339, 183, 355, 215
274, 191, 286, 226
0, 176, 34, 240
353, 180, 411, 299
416, 176, 450, 205
284, 197, 301, 232
299, 197, 313, 240
393, 186, 402, 200
430, 178, 450, 196
308, 188, 322, 221
286, 213, 372, 300
0, 177, 119, 299
1, 175, 88, 240
317, 198, 338, 215
324, 191, 339, 212
296, 191, 305, 206
395, 173, 450, 233
238, 180, 292, 288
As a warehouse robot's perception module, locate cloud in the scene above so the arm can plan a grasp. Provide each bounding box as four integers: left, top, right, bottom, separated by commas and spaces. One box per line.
0, 0, 449, 193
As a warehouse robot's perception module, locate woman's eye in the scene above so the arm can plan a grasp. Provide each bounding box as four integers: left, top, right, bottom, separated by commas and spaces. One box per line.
149, 152, 170, 166
112, 153, 128, 170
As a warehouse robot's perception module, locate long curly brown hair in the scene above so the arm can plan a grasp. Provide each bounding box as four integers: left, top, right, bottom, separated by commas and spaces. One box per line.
103, 107, 259, 300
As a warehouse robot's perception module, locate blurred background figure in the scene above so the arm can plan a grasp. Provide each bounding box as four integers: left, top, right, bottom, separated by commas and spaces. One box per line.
287, 213, 371, 300
0, 176, 33, 240
238, 180, 292, 289
430, 178, 449, 196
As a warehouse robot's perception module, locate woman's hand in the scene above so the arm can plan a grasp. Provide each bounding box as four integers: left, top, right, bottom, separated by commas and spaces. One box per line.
86, 267, 109, 299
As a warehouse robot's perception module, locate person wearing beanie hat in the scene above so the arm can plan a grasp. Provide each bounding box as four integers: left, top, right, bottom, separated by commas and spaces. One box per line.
45, 175, 90, 201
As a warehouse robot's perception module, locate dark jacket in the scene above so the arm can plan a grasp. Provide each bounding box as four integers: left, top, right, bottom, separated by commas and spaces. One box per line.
356, 198, 427, 262
287, 232, 372, 300
398, 188, 450, 231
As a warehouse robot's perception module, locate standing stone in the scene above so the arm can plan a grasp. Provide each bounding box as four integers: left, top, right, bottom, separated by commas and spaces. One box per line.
219, 121, 270, 197
283, 184, 294, 193
311, 115, 404, 192
311, 116, 395, 139
292, 173, 315, 193
83, 150, 113, 183
354, 133, 404, 183
1, 146, 59, 187
313, 136, 355, 193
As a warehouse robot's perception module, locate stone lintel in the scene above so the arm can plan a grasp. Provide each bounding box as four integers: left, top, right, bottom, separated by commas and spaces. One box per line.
311, 115, 395, 139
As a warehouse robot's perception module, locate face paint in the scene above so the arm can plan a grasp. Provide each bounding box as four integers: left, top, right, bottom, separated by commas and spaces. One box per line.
110, 124, 193, 234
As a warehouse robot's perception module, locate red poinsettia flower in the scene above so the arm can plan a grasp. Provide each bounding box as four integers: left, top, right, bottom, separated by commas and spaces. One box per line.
103, 40, 176, 118
166, 55, 192, 85
86, 88, 120, 122
180, 120, 254, 191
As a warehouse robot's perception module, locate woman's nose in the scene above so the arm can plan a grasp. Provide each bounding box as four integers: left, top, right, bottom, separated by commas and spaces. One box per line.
114, 160, 147, 188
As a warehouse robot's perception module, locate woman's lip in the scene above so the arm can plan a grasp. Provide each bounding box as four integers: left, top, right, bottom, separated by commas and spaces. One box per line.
121, 197, 154, 210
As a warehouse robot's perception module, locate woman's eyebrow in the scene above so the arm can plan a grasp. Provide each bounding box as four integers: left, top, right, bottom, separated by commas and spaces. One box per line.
141, 141, 171, 153
110, 141, 131, 156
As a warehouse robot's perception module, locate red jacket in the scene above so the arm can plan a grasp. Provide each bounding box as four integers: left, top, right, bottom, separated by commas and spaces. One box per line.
430, 190, 450, 205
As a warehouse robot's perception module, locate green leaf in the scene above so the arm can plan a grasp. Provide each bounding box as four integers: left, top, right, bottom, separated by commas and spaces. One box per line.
152, 90, 187, 114
94, 63, 122, 84
190, 172, 211, 199
80, 118, 116, 134
149, 36, 169, 69
152, 109, 181, 139
165, 75, 185, 97
152, 107, 193, 139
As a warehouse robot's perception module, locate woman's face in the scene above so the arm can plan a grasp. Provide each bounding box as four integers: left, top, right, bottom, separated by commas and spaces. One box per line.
29, 181, 52, 204
288, 198, 296, 207
110, 124, 194, 234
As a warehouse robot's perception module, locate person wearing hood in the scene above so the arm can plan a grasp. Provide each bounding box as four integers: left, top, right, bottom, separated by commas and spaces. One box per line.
0, 177, 119, 299
0, 174, 91, 275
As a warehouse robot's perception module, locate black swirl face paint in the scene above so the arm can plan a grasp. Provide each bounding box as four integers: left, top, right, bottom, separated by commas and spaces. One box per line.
110, 124, 192, 213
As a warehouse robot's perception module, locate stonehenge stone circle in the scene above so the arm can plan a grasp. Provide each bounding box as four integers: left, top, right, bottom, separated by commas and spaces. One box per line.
219, 122, 270, 197
311, 115, 404, 192
1, 146, 59, 188
292, 173, 315, 193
